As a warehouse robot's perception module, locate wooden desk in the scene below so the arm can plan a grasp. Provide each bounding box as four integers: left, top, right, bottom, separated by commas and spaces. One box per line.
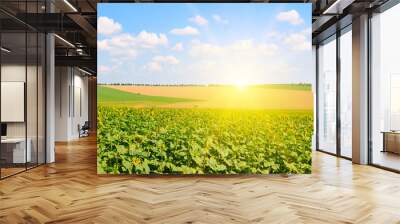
382, 131, 400, 154
1, 138, 31, 163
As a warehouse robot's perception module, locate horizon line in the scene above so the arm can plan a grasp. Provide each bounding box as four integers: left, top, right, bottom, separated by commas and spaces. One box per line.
98, 83, 312, 86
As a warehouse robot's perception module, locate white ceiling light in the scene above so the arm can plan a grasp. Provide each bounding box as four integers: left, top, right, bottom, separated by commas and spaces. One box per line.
78, 67, 92, 76
54, 34, 75, 48
1, 47, 11, 53
63, 0, 78, 12
323, 0, 355, 15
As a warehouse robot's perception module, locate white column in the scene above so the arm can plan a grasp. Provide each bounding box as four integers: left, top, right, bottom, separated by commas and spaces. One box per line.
352, 14, 369, 164
46, 32, 55, 163
55, 67, 74, 141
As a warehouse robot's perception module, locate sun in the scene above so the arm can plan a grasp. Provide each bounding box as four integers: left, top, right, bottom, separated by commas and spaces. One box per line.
233, 80, 249, 91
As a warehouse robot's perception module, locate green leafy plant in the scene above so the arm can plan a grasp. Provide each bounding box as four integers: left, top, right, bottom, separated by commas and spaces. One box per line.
97, 106, 313, 174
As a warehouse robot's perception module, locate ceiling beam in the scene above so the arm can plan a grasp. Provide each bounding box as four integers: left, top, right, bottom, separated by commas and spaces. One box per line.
67, 14, 97, 37
323, 0, 356, 14
55, 55, 96, 74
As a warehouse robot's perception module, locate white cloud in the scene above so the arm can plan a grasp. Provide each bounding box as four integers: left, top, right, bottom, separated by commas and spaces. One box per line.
258, 43, 279, 55
145, 61, 162, 72
302, 27, 312, 35
171, 43, 184, 51
98, 16, 122, 35
231, 40, 253, 51
98, 34, 136, 59
265, 29, 311, 51
107, 33, 135, 48
170, 26, 199, 35
190, 40, 278, 58
212, 14, 229, 24
185, 40, 291, 85
97, 39, 110, 50
99, 65, 111, 73
283, 32, 310, 51
276, 10, 304, 25
98, 62, 124, 75
136, 31, 168, 48
153, 55, 180, 65
265, 31, 280, 39
145, 55, 179, 72
189, 15, 208, 26
190, 42, 223, 57
98, 31, 168, 60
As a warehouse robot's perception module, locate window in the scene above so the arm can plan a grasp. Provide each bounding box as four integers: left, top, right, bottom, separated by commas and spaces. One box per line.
318, 36, 337, 154
340, 28, 352, 158
371, 3, 400, 171
390, 74, 400, 130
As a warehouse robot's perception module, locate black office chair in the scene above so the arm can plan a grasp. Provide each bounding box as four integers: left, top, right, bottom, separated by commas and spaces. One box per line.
79, 121, 90, 138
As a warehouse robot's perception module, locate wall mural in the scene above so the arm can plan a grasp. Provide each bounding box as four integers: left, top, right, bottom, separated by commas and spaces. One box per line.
97, 3, 313, 174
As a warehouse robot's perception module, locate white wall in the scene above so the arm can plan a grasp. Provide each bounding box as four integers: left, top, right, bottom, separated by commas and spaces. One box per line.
55, 66, 70, 141
55, 67, 89, 141
1, 65, 42, 137
1, 65, 26, 139
72, 73, 89, 137
1, 63, 46, 164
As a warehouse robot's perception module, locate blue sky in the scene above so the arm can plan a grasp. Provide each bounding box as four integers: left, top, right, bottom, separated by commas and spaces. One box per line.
98, 3, 312, 85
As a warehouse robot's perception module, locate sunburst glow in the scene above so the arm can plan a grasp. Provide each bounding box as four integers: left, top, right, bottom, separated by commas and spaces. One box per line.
233, 80, 249, 91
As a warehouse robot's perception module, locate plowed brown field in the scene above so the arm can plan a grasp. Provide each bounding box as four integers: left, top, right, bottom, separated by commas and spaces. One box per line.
108, 85, 313, 110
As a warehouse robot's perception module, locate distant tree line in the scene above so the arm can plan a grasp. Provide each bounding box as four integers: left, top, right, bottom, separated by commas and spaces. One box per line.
98, 83, 312, 87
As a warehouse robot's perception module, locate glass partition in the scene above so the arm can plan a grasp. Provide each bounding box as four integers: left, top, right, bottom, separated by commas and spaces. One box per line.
371, 3, 400, 171
317, 36, 337, 154
0, 31, 28, 177
38, 32, 46, 165
27, 31, 38, 169
0, 1, 46, 179
339, 28, 352, 158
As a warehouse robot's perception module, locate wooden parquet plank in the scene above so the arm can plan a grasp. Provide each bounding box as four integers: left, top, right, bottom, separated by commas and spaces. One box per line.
0, 136, 399, 223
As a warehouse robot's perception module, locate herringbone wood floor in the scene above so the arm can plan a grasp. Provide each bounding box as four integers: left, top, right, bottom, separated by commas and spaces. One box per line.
1, 136, 400, 224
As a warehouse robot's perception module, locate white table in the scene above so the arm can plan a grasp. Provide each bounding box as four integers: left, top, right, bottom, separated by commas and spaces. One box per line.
1, 138, 31, 163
